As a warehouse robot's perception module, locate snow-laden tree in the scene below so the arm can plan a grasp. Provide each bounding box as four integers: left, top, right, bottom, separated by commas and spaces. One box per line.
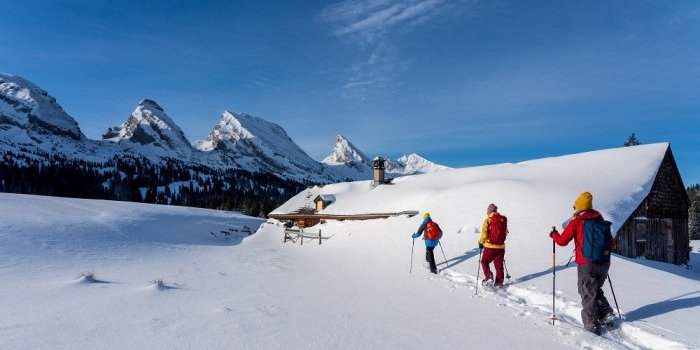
624, 133, 642, 147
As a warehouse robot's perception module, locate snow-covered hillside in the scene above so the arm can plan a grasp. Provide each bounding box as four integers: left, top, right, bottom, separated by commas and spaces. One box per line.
2, 184, 699, 349
271, 142, 700, 349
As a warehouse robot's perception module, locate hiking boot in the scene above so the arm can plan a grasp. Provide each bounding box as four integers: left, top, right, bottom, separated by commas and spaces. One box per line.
481, 277, 493, 286
494, 282, 504, 288
586, 325, 603, 336
598, 310, 616, 326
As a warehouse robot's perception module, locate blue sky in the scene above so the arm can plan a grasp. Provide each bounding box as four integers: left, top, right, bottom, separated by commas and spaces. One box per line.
2, 0, 699, 184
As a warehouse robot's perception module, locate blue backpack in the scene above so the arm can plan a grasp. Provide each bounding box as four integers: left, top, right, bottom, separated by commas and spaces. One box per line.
582, 220, 613, 263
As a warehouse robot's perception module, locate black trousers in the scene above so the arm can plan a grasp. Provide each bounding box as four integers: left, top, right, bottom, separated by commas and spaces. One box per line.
577, 262, 613, 330
426, 246, 437, 274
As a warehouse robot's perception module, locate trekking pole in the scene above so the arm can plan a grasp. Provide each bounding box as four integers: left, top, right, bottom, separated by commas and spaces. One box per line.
565, 254, 574, 267
607, 274, 622, 319
438, 241, 448, 269
551, 228, 557, 325
475, 247, 483, 296
409, 238, 415, 274
504, 259, 511, 280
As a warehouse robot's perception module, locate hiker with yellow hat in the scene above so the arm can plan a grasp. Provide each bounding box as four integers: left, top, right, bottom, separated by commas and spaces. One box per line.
549, 192, 615, 335
411, 212, 443, 274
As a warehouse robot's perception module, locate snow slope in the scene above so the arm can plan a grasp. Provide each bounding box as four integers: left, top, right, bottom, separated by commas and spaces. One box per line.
1, 167, 699, 349
0, 193, 572, 350
272, 142, 700, 349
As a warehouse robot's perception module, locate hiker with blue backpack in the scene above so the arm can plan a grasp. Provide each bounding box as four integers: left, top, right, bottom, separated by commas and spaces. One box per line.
412, 213, 443, 274
549, 192, 615, 335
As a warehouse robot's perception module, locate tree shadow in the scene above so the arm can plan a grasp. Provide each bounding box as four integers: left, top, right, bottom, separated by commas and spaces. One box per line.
437, 248, 481, 270
625, 290, 700, 322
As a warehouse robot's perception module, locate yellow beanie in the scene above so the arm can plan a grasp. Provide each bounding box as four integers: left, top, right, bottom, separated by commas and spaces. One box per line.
423, 212, 431, 219
573, 192, 593, 214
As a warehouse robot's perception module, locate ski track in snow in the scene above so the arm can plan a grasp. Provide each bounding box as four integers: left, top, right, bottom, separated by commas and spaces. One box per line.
436, 268, 691, 350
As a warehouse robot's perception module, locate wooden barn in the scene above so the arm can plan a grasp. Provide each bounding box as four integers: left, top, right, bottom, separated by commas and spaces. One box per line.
614, 146, 690, 265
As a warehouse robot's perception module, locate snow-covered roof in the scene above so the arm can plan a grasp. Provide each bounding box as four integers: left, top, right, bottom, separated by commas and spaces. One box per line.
273, 143, 671, 236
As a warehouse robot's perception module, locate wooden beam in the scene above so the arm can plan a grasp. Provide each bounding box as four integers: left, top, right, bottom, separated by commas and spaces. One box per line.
268, 210, 418, 221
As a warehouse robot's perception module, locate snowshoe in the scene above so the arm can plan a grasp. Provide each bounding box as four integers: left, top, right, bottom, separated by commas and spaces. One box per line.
588, 325, 603, 336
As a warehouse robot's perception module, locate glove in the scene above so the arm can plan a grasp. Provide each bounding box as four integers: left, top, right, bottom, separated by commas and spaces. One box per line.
478, 242, 484, 249
412, 232, 421, 239
549, 227, 558, 238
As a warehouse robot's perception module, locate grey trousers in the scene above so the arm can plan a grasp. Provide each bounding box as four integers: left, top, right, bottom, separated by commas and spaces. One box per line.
577, 262, 613, 330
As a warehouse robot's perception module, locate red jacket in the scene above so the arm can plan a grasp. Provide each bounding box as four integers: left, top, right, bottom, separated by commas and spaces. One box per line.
551, 209, 611, 265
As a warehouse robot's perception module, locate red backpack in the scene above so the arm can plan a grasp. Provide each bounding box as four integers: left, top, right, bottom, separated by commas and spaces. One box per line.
424, 221, 443, 240
488, 213, 508, 244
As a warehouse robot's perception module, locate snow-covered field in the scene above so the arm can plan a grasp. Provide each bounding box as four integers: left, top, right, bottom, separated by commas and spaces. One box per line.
1, 142, 698, 349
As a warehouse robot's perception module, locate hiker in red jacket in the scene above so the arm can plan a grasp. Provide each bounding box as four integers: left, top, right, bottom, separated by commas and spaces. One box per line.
479, 204, 508, 287
550, 192, 615, 335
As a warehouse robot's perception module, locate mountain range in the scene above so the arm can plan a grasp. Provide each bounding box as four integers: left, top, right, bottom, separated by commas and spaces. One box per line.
0, 72, 450, 214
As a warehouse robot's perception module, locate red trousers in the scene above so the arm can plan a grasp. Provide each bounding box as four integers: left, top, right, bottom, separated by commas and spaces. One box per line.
481, 247, 505, 284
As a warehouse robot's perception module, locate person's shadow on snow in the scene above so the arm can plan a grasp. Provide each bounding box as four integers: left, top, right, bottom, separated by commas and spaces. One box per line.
511, 261, 576, 285
625, 290, 700, 321
438, 248, 480, 270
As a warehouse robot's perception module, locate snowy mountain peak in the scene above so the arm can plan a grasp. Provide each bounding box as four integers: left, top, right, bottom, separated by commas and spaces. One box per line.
196, 110, 255, 151
102, 98, 193, 155
322, 134, 369, 165
383, 153, 451, 175
0, 73, 83, 140
138, 98, 164, 112
196, 109, 323, 178
393, 153, 451, 174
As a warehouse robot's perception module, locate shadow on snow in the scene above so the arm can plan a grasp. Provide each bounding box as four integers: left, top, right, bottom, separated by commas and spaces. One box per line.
625, 290, 700, 322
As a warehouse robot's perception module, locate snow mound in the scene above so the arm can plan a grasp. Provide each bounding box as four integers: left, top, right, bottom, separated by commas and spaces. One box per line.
75, 272, 109, 284
149, 279, 179, 291
278, 143, 668, 232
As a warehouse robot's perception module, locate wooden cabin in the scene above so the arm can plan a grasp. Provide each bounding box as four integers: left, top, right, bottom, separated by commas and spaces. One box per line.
314, 194, 336, 211
614, 147, 690, 265
291, 208, 321, 228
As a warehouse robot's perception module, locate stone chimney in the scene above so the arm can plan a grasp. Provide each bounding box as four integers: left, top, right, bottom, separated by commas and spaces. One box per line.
372, 157, 386, 186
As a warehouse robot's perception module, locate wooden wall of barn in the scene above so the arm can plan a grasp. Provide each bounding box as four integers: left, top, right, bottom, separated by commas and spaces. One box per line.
614, 148, 690, 265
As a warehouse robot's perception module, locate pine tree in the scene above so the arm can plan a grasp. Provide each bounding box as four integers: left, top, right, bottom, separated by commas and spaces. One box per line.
624, 133, 641, 147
